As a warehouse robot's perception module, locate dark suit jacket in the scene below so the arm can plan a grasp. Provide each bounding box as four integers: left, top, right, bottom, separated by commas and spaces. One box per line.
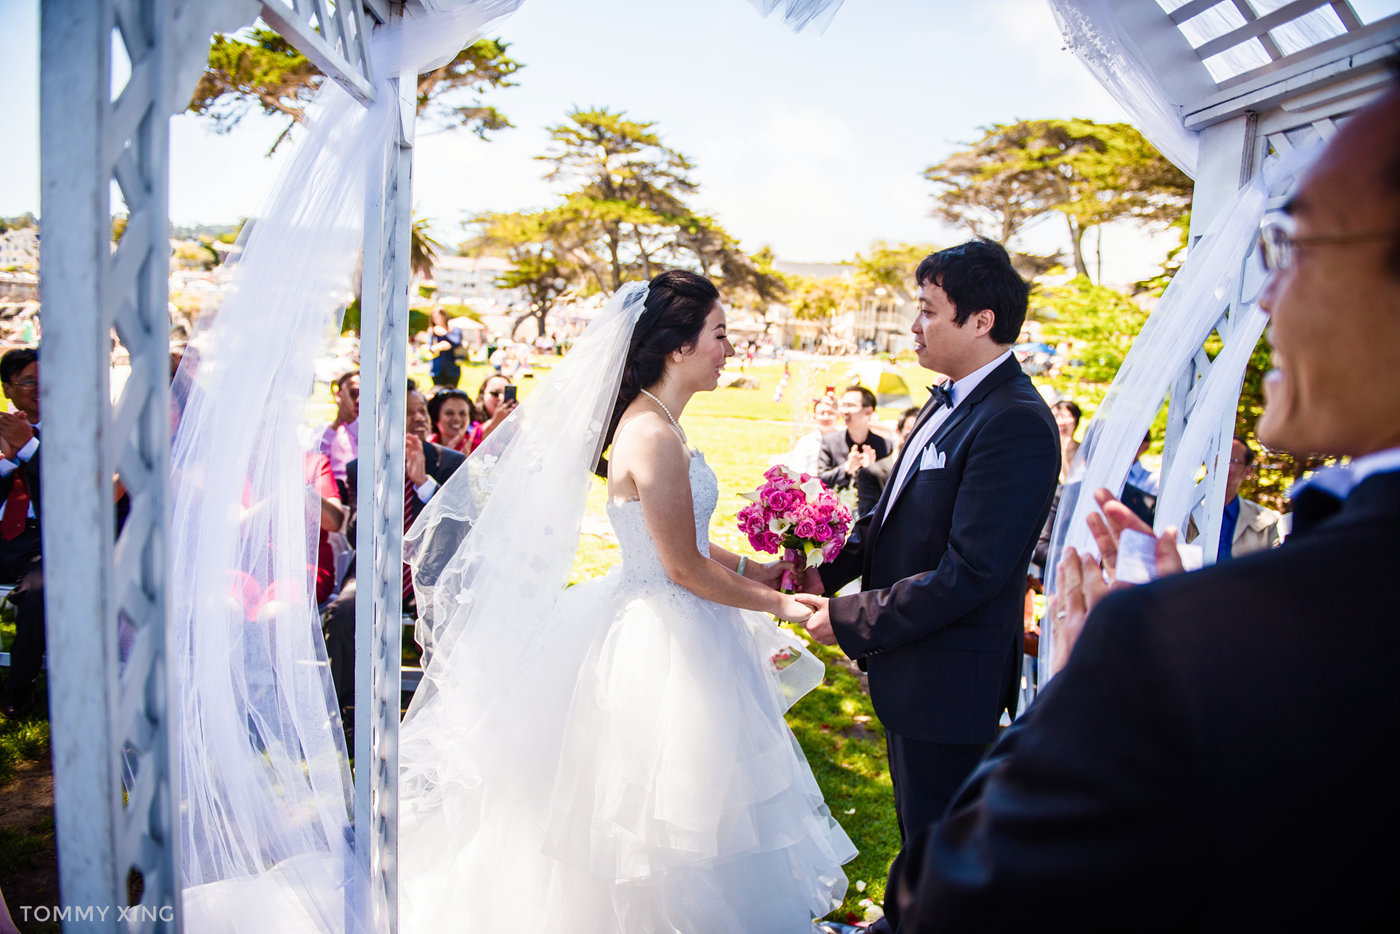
343, 441, 465, 568
818, 428, 891, 490
0, 426, 43, 567
887, 470, 1400, 932
855, 454, 895, 520
819, 357, 1059, 744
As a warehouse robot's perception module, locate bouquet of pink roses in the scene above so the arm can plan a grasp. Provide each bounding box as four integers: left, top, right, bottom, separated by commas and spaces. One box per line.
737, 465, 853, 591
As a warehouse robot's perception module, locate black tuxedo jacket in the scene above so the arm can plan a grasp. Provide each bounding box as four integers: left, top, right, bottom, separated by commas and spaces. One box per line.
0, 425, 42, 515
886, 470, 1400, 932
819, 356, 1059, 744
818, 428, 891, 490
344, 440, 465, 540
0, 426, 43, 563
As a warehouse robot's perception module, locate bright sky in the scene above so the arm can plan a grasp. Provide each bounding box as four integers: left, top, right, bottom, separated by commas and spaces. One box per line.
3, 0, 1211, 282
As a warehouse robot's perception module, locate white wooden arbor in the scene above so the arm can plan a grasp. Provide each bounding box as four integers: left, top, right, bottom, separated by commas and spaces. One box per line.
1063, 0, 1400, 558
39, 0, 414, 928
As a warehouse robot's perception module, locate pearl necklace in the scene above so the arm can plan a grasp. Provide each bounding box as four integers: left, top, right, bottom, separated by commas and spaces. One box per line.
639, 388, 687, 444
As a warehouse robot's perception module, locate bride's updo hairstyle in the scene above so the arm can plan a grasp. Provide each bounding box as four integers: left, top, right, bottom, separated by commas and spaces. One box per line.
596, 269, 720, 477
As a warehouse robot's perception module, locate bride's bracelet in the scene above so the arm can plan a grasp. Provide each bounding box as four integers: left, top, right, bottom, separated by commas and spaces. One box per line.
737, 556, 748, 579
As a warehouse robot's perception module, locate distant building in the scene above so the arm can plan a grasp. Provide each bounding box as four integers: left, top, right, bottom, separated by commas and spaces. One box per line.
0, 271, 39, 304
428, 255, 526, 312
0, 227, 39, 271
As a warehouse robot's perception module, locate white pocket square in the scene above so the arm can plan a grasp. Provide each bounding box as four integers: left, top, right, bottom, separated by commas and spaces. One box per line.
918, 446, 946, 470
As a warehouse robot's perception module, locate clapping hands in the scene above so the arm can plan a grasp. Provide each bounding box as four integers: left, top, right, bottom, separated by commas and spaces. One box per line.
843, 443, 877, 476
405, 434, 428, 487
0, 412, 33, 461
1049, 488, 1184, 674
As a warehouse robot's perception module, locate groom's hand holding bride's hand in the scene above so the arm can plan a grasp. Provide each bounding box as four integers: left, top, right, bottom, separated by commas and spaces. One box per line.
775, 593, 814, 625
1049, 487, 1185, 674
793, 594, 836, 645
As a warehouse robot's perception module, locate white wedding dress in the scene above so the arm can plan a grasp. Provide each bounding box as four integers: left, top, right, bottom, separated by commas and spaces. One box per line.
398, 447, 855, 932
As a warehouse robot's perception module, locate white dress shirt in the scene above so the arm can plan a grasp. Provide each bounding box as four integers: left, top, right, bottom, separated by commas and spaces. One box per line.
884, 350, 1013, 520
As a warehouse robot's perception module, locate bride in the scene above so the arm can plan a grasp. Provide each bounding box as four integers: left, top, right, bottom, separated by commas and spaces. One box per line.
397, 270, 855, 932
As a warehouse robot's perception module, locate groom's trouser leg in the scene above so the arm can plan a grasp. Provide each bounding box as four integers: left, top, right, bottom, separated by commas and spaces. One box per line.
886, 733, 987, 841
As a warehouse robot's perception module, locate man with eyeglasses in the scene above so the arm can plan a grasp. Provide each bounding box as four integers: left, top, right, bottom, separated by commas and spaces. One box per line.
1185, 437, 1284, 561
0, 348, 45, 718
878, 78, 1400, 931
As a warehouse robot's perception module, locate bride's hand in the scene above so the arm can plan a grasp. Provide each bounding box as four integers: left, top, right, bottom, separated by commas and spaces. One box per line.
774, 593, 813, 624
744, 558, 792, 590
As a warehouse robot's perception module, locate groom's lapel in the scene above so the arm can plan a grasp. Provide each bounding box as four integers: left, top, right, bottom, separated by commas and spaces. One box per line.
926, 358, 1015, 450
865, 395, 938, 525
878, 356, 1022, 529
861, 394, 942, 562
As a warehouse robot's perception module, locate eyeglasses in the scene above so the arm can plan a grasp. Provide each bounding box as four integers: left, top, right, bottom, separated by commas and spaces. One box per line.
4, 379, 37, 389
1258, 212, 1400, 273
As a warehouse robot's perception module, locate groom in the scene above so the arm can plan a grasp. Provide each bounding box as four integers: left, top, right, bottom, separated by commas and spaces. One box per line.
798, 238, 1060, 841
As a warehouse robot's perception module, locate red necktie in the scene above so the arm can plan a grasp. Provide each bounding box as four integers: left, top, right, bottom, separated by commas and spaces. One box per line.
402, 479, 416, 602
2, 472, 29, 540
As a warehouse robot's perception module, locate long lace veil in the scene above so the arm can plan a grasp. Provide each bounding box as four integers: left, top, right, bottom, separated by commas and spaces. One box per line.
169, 2, 525, 929
399, 282, 648, 760
394, 282, 647, 917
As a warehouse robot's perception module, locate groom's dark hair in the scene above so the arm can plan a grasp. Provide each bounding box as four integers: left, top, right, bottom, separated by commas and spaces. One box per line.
596, 269, 720, 478
915, 238, 1028, 345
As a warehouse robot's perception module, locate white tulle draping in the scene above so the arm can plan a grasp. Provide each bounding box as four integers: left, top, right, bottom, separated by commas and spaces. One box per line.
745, 0, 847, 34
1046, 0, 1202, 176
1037, 145, 1318, 683
168, 2, 524, 930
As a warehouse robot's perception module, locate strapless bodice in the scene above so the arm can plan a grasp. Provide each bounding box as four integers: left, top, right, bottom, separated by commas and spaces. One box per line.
606, 451, 717, 586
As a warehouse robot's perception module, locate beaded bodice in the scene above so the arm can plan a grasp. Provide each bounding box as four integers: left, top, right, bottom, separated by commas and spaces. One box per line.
606, 451, 717, 585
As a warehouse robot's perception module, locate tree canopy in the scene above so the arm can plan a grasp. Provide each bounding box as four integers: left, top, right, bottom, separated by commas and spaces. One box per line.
535, 107, 698, 291
467, 107, 784, 336
1033, 275, 1149, 385
189, 28, 523, 153
925, 118, 1192, 281
465, 207, 583, 340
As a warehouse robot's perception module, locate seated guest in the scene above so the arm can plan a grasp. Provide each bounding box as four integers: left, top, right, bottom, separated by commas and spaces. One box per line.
1126, 431, 1159, 495
818, 384, 890, 491
427, 388, 475, 454
879, 79, 1400, 933
855, 405, 921, 519
324, 381, 464, 719
315, 369, 360, 496
0, 348, 44, 718
305, 451, 346, 606
1051, 399, 1081, 481
470, 373, 518, 451
1121, 430, 1158, 525
1186, 436, 1284, 561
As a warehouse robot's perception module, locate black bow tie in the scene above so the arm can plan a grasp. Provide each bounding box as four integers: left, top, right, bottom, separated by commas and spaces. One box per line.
927, 382, 953, 410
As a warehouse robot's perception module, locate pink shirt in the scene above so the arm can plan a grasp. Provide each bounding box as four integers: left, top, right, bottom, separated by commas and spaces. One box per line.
315, 418, 359, 482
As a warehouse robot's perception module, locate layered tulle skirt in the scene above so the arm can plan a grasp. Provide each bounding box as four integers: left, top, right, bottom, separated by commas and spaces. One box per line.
398, 570, 855, 932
